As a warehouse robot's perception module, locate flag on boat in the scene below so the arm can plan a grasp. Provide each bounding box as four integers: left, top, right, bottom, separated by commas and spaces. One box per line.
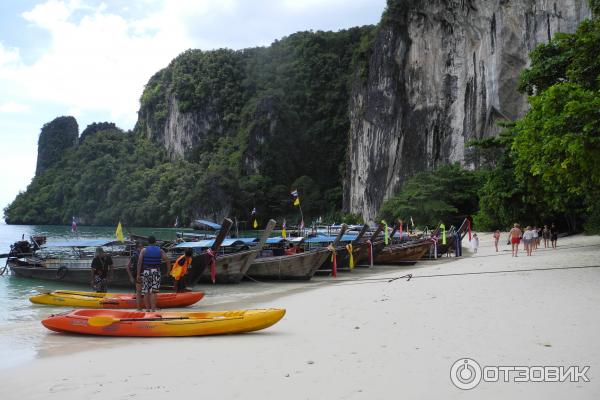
291, 190, 300, 206
410, 216, 415, 227
115, 222, 124, 242
71, 216, 77, 233
174, 216, 179, 228
251, 208, 258, 229
282, 219, 287, 239
299, 219, 304, 230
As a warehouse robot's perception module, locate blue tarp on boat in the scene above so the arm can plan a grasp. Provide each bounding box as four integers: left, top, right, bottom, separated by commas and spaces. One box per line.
175, 238, 247, 249
193, 219, 222, 230
42, 240, 125, 248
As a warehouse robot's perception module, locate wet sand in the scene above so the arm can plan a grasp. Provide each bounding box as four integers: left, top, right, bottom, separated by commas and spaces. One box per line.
1, 233, 599, 399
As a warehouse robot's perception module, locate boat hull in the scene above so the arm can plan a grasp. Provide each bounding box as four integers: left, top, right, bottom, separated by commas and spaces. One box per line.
185, 249, 259, 284
374, 240, 432, 264
30, 290, 204, 308
42, 308, 286, 336
246, 249, 331, 280
9, 263, 171, 288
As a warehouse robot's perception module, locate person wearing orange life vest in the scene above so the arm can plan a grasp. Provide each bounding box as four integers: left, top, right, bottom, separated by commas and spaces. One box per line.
171, 248, 193, 292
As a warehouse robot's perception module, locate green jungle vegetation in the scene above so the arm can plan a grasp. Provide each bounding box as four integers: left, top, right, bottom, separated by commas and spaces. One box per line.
381, 6, 600, 233
6, 1, 600, 233
5, 26, 374, 227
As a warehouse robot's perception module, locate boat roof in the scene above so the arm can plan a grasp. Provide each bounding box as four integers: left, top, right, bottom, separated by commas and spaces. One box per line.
42, 239, 130, 248
193, 219, 221, 230
175, 238, 248, 249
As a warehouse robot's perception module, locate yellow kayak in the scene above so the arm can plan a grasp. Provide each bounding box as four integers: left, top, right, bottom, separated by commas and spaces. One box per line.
30, 290, 204, 309
42, 308, 286, 336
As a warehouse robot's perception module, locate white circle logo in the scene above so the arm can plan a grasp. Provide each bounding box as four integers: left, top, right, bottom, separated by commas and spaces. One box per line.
450, 358, 482, 390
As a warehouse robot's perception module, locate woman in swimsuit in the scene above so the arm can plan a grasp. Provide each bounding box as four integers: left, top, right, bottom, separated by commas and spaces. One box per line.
493, 230, 501, 252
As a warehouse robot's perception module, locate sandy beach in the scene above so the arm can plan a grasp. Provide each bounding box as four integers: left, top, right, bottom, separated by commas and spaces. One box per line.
1, 233, 599, 399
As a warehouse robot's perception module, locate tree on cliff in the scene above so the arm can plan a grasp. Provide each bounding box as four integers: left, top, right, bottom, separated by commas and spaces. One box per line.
35, 116, 78, 176
476, 10, 600, 232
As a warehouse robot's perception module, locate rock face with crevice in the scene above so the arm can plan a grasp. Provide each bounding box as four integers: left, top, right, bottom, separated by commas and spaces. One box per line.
344, 0, 591, 223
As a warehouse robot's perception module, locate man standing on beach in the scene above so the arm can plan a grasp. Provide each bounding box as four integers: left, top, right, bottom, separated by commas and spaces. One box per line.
90, 247, 113, 292
137, 236, 171, 311
550, 223, 559, 249
509, 223, 522, 257
125, 242, 144, 310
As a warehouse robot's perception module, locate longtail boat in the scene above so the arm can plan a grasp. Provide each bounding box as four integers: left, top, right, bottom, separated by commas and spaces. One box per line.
8, 239, 142, 287
353, 223, 385, 266
246, 224, 347, 280
424, 218, 469, 258
191, 220, 276, 284
318, 224, 368, 272
374, 238, 433, 265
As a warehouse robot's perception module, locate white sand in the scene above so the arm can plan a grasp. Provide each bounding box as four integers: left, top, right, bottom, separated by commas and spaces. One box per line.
2, 233, 600, 399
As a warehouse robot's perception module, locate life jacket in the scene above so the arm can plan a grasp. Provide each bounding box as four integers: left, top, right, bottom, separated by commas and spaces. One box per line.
170, 255, 192, 280
142, 245, 162, 270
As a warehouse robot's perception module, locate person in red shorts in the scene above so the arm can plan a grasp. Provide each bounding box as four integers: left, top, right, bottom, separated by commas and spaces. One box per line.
509, 223, 522, 257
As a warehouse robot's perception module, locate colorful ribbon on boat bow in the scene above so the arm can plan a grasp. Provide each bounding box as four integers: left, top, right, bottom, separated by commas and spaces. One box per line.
382, 220, 389, 245
440, 223, 446, 245
327, 244, 337, 278
206, 248, 217, 284
346, 243, 354, 270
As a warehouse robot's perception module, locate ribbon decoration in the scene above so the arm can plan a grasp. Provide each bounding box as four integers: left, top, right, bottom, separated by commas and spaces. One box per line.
467, 218, 472, 241
327, 244, 337, 278
346, 243, 354, 270
367, 240, 373, 268
382, 220, 389, 245
399, 220, 403, 240
440, 223, 446, 245
206, 248, 217, 284
431, 236, 438, 259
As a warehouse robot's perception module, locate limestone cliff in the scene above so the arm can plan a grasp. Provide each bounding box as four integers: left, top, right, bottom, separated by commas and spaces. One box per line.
345, 0, 591, 223
35, 116, 78, 176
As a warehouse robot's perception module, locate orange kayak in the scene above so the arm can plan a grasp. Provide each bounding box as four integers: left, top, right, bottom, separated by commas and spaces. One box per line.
30, 290, 204, 309
41, 308, 286, 336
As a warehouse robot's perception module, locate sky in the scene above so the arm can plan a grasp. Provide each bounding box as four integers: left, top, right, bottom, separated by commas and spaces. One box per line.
0, 0, 387, 216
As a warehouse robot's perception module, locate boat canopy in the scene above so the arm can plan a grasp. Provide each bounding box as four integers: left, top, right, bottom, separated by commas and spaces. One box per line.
42, 239, 130, 248
265, 237, 287, 244
303, 234, 357, 244
193, 219, 221, 230
175, 238, 247, 249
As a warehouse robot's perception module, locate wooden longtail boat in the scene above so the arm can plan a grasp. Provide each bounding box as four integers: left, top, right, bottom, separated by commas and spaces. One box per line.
424, 218, 469, 258
8, 239, 143, 287
178, 218, 231, 284
195, 220, 276, 284
374, 238, 433, 265
353, 223, 385, 266
318, 224, 369, 272
246, 224, 347, 280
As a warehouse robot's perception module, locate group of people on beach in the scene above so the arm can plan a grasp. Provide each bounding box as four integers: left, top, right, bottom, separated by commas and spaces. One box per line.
89, 236, 193, 311
491, 223, 558, 257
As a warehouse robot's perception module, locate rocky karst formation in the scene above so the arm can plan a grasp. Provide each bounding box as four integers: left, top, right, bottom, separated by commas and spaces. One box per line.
344, 0, 591, 223
35, 116, 78, 176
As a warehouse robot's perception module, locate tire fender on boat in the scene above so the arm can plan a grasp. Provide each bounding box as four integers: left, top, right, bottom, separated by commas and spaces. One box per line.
56, 266, 68, 280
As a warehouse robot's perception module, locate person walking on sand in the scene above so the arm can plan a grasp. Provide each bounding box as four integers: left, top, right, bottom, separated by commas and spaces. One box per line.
522, 226, 535, 256
532, 226, 539, 251
509, 223, 522, 257
550, 223, 559, 249
125, 242, 144, 310
137, 236, 171, 311
542, 225, 551, 248
470, 233, 479, 253
90, 247, 114, 293
493, 230, 501, 252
